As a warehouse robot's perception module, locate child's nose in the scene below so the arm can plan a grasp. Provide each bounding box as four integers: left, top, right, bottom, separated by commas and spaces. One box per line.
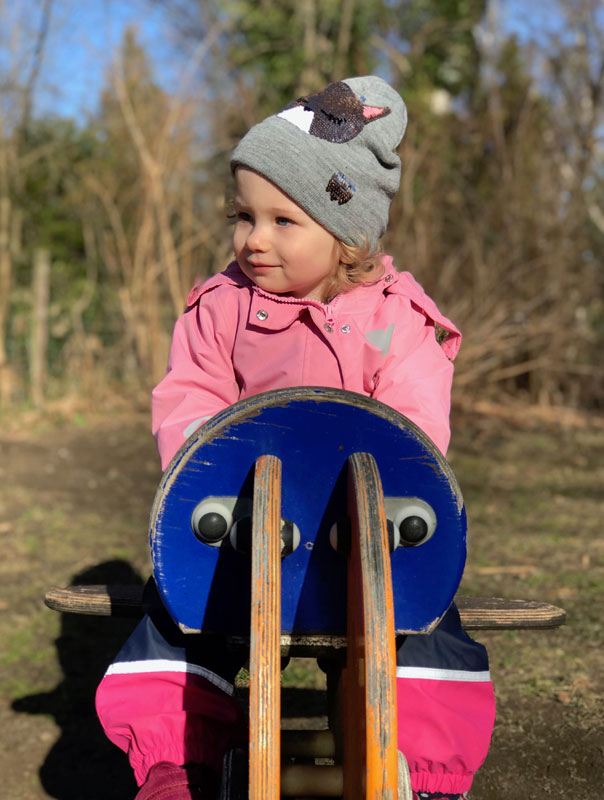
246, 224, 270, 252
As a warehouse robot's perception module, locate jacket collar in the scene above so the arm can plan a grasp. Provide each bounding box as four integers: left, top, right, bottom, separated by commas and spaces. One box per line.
186, 261, 252, 307
187, 258, 398, 311
185, 257, 460, 358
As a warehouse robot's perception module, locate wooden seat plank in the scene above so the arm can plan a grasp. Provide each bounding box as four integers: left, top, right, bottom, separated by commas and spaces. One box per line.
44, 585, 566, 631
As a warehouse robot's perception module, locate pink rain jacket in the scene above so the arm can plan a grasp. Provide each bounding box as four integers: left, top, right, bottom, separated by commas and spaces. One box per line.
152, 256, 461, 470
99, 259, 496, 794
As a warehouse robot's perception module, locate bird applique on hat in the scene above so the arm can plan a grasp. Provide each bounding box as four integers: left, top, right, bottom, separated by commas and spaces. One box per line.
278, 80, 391, 143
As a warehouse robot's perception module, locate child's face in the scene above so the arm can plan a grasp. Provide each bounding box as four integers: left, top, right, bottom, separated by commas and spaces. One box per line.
233, 168, 340, 302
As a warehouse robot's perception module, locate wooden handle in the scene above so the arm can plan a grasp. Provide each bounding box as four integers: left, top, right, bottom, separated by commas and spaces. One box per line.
342, 452, 399, 800
249, 454, 282, 800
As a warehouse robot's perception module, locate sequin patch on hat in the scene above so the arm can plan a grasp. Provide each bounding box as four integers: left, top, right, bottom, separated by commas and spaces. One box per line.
277, 105, 313, 133
326, 171, 355, 205
281, 81, 390, 143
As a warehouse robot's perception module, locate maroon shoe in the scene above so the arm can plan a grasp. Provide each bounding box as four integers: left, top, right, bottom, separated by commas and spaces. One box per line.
135, 762, 217, 800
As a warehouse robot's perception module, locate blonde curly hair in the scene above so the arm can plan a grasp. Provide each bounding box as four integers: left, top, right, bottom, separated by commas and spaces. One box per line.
322, 239, 384, 301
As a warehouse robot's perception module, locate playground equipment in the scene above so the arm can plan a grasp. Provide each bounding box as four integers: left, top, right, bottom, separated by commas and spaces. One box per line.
46, 388, 565, 799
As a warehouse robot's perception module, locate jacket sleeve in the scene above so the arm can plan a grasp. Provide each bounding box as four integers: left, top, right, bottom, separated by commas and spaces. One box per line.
371, 287, 460, 456
151, 290, 240, 470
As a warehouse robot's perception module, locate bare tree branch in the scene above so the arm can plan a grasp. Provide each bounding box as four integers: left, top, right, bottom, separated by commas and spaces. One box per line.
21, 0, 54, 133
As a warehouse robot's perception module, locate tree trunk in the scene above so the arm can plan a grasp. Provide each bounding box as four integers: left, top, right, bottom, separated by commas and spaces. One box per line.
30, 248, 50, 407
0, 194, 13, 405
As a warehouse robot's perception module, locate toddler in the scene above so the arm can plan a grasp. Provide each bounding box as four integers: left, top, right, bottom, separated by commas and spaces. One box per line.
96, 76, 495, 800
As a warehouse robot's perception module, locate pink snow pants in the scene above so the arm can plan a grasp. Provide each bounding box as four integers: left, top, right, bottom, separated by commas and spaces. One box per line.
97, 587, 495, 795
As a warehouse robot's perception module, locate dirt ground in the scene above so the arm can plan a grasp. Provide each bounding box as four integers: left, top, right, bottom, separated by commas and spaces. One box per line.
0, 406, 602, 799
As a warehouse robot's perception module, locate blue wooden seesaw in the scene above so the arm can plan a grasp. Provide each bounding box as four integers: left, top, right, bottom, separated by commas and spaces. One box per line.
46, 387, 566, 800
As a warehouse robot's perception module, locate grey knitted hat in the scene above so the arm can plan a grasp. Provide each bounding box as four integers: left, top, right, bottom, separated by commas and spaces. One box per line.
231, 76, 407, 252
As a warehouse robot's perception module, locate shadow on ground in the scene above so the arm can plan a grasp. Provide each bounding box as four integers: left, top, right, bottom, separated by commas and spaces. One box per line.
12, 560, 142, 800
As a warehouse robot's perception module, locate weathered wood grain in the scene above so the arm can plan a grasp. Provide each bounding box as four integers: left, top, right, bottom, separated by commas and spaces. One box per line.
249, 454, 282, 800
44, 585, 566, 632
45, 584, 145, 616
341, 451, 399, 800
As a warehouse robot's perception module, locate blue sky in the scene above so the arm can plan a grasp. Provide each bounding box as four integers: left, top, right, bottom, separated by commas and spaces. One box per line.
6, 0, 583, 122
26, 0, 178, 119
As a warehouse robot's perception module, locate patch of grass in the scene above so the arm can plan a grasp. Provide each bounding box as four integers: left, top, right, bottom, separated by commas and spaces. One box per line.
72, 412, 88, 428
282, 658, 326, 689
0, 674, 46, 699
0, 612, 58, 669
1, 628, 38, 666
111, 546, 139, 562
235, 659, 325, 691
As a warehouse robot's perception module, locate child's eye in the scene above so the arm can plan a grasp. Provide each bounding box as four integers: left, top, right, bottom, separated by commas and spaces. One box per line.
237, 211, 253, 223
276, 217, 293, 227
